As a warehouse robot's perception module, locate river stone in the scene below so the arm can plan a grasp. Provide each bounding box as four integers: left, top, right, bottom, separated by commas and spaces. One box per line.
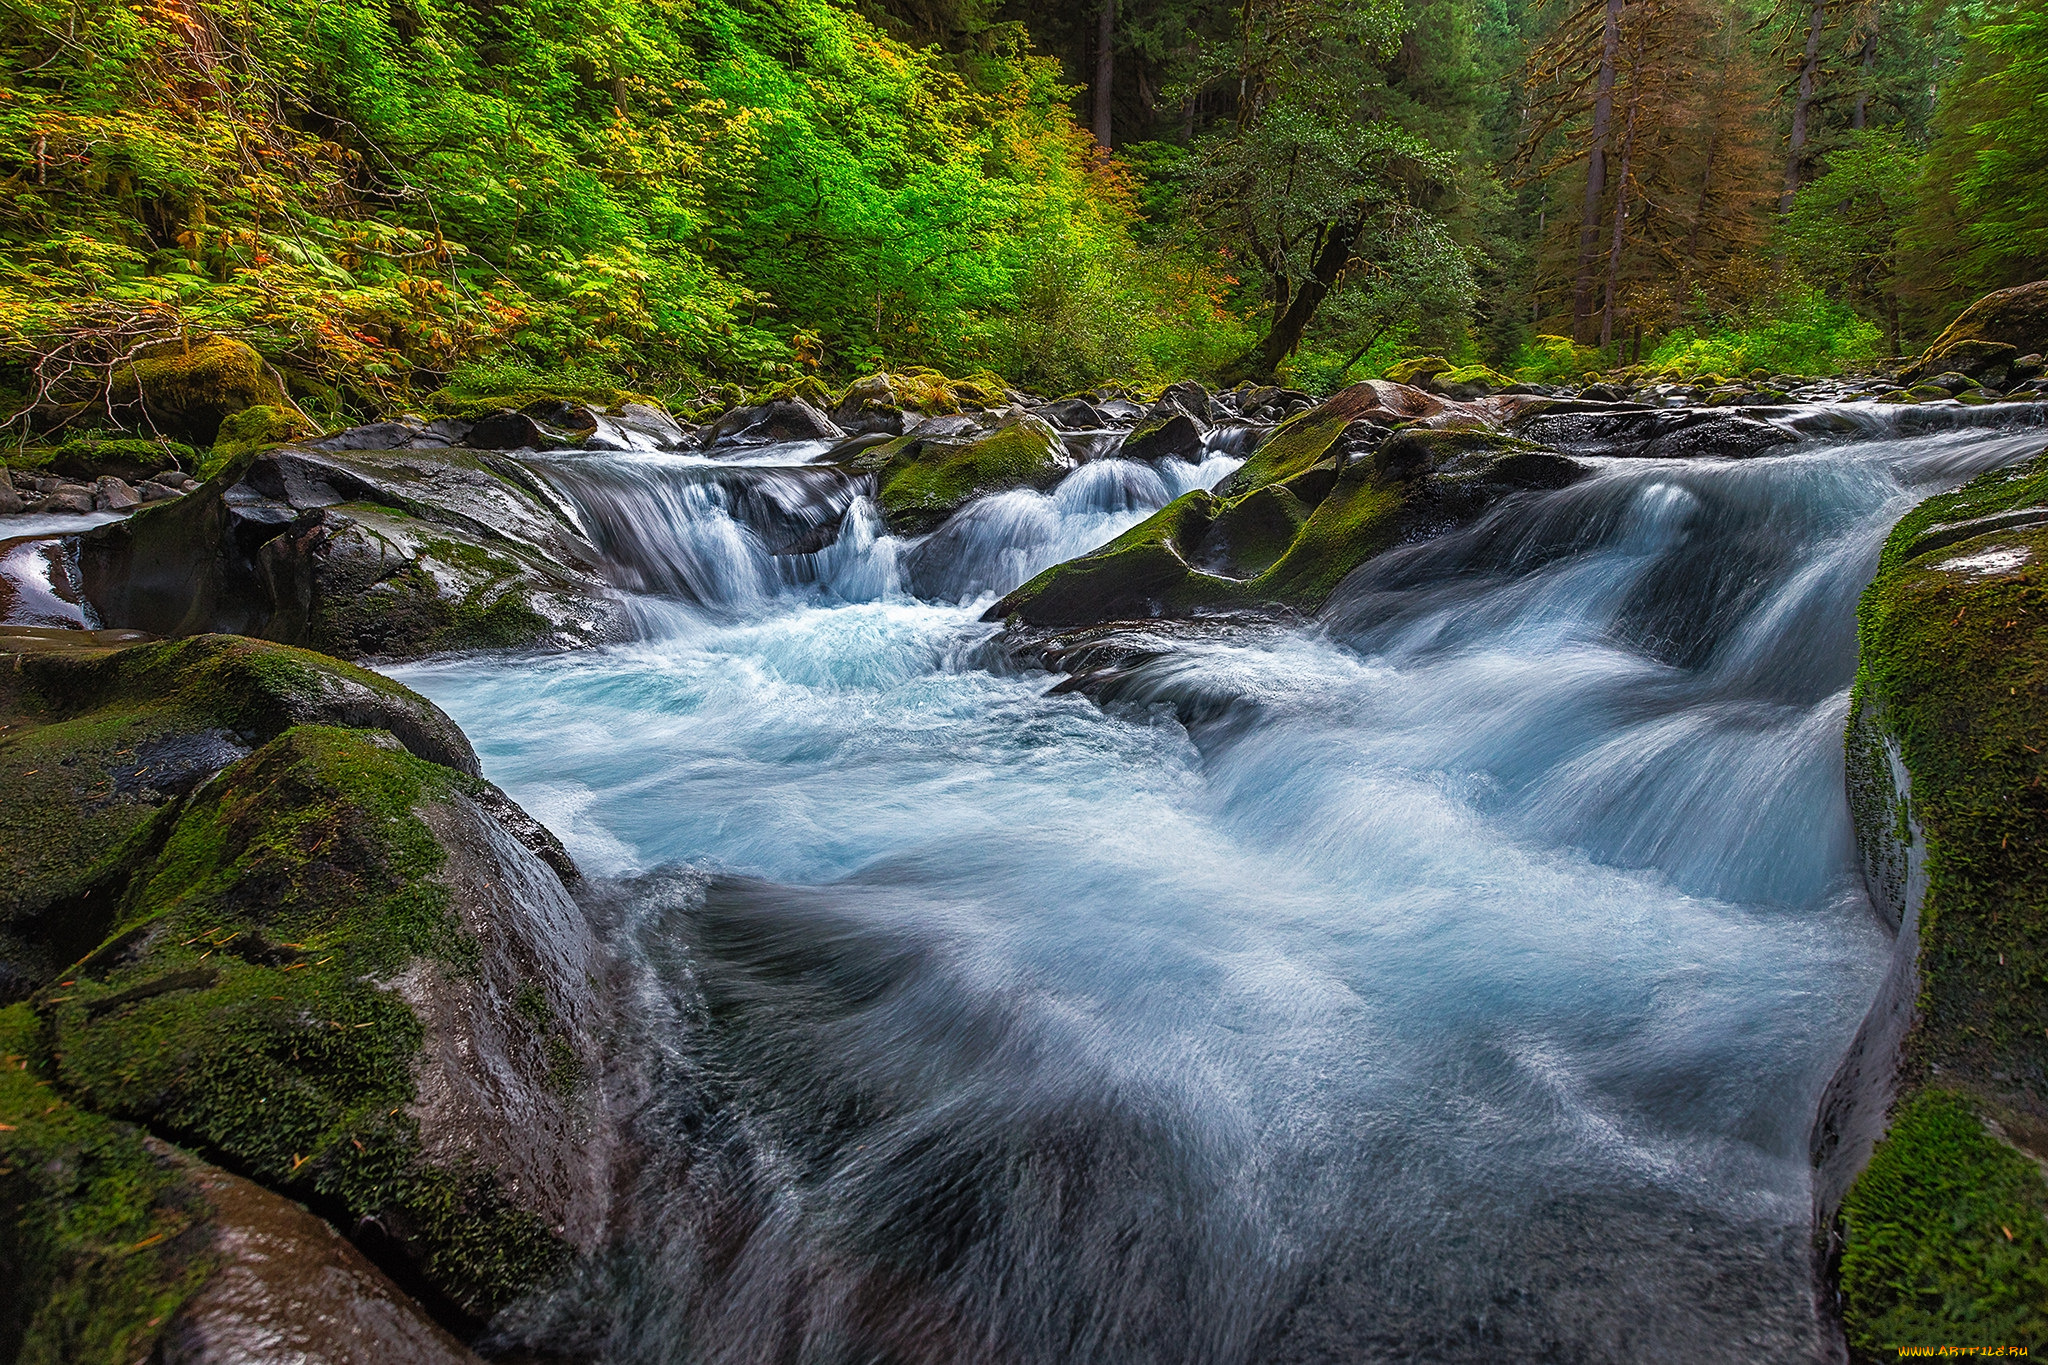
699, 398, 844, 448
852, 411, 1071, 535
77, 444, 624, 659
464, 409, 545, 450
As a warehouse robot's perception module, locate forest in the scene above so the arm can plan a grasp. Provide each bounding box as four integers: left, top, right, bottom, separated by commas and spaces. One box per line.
1, 0, 2044, 423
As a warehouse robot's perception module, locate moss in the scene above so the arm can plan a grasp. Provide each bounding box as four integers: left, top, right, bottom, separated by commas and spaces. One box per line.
1383, 355, 1454, 386
209, 405, 310, 467
992, 490, 1236, 625
34, 725, 564, 1317
1850, 451, 2048, 1092
1838, 1089, 2048, 1357
1223, 408, 1355, 496
0, 1003, 213, 1365
106, 338, 284, 446
0, 634, 473, 994
1246, 467, 1406, 606
876, 418, 1064, 533
1838, 447, 2048, 1354
1435, 363, 1515, 393
16, 435, 197, 482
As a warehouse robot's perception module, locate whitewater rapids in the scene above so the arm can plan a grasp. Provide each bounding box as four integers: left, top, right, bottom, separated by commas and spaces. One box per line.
393, 421, 2044, 1363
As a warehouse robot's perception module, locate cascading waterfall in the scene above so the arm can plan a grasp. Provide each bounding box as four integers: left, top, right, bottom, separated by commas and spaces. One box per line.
391, 416, 2047, 1364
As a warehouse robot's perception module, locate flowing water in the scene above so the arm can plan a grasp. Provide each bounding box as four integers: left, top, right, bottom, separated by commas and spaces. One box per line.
391, 419, 2046, 1364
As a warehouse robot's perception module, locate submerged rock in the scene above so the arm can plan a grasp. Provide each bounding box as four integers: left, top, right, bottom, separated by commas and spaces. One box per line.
76, 444, 624, 659
1815, 446, 2048, 1356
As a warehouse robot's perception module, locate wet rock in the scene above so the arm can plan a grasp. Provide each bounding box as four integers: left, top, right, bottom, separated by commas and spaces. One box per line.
699, 398, 844, 449
0, 638, 620, 1332
847, 411, 1071, 535
1120, 408, 1206, 462
77, 445, 624, 659
1033, 397, 1106, 431
32, 487, 95, 515
94, 475, 141, 511
463, 409, 544, 450
0, 469, 21, 515
988, 391, 1581, 629
1820, 446, 2048, 1354
1508, 405, 1797, 459
1922, 371, 1976, 395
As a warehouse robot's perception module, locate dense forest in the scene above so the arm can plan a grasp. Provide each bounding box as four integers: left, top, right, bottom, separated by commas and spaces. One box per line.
1, 0, 2043, 423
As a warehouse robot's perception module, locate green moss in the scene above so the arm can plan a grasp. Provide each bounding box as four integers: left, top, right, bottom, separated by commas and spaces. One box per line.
301, 519, 558, 657
1850, 452, 2048, 1091
1838, 447, 2048, 1355
35, 725, 563, 1316
209, 405, 310, 467
106, 338, 284, 446
1223, 408, 1354, 496
1248, 465, 1406, 606
0, 1003, 213, 1365
18, 434, 197, 482
1839, 1089, 2048, 1356
1383, 355, 1454, 386
876, 418, 1063, 533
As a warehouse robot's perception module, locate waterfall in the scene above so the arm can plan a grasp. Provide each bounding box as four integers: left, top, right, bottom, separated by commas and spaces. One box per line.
392, 418, 2047, 1365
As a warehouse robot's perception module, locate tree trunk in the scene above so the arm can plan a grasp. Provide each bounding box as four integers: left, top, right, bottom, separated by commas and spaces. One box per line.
1246, 206, 1369, 378
1572, 0, 1626, 342
1851, 25, 1876, 129
1094, 0, 1115, 149
1600, 57, 1642, 351
1781, 0, 1827, 212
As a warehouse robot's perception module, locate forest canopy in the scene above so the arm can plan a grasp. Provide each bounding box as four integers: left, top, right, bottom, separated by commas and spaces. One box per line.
1, 0, 2043, 423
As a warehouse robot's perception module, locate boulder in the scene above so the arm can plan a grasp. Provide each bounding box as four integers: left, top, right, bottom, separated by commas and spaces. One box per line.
32, 488, 95, 515
1033, 398, 1106, 431
1904, 279, 2048, 384
987, 390, 1582, 628
1119, 407, 1206, 462
1384, 356, 1455, 387
461, 409, 544, 451
0, 637, 619, 1342
76, 445, 625, 659
39, 435, 196, 484
213, 404, 313, 462
0, 634, 481, 999
93, 475, 141, 511
697, 399, 844, 449
1508, 404, 1797, 459
846, 411, 1071, 535
97, 337, 287, 446
1815, 447, 2048, 1357
0, 469, 21, 515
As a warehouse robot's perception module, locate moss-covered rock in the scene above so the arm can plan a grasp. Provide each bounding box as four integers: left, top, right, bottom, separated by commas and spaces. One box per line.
1384, 356, 1455, 387
1904, 280, 2048, 384
1837, 1089, 2048, 1358
76, 445, 624, 659
856, 412, 1070, 535
988, 405, 1581, 628
8, 434, 198, 485
210, 404, 312, 465
0, 1004, 481, 1364
0, 634, 476, 1002
101, 338, 286, 447
1823, 447, 2048, 1356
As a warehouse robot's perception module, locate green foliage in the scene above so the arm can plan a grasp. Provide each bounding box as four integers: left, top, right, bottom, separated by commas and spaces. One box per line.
0, 0, 1238, 424
1642, 287, 1883, 378
1902, 0, 2048, 317
1839, 1090, 2048, 1356
1783, 130, 1922, 353
1509, 333, 1602, 383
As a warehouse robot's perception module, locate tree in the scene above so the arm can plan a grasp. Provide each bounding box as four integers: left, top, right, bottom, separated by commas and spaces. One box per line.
1782, 128, 1920, 351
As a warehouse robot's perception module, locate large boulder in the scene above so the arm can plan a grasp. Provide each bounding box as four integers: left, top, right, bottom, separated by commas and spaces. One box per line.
1813, 447, 2048, 1357
1120, 383, 1213, 462
1903, 280, 2048, 384
987, 389, 1581, 629
1506, 403, 1797, 459
75, 445, 624, 659
697, 399, 844, 449
0, 634, 478, 1001
846, 411, 1071, 535
0, 634, 619, 1343
97, 337, 287, 446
